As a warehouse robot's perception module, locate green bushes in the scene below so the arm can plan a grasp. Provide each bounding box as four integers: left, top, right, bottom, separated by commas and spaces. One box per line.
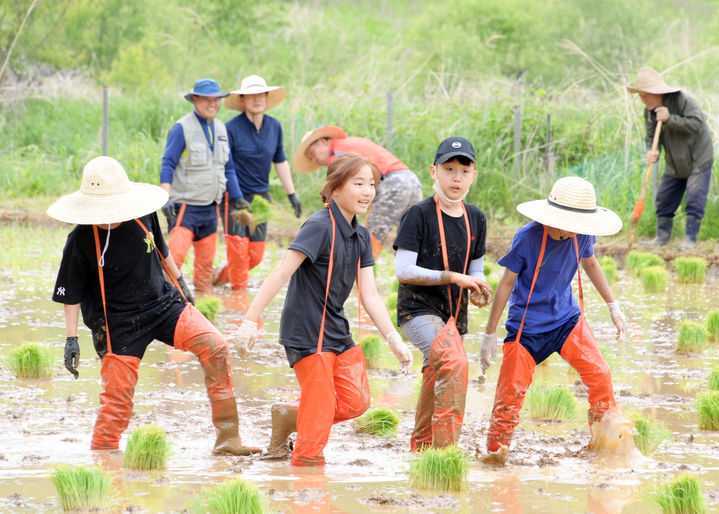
652, 474, 707, 514
674, 257, 707, 284
357, 407, 400, 437
189, 478, 264, 514
709, 368, 719, 391
677, 322, 707, 354
696, 391, 719, 431
640, 266, 668, 293
50, 465, 114, 511
6, 343, 54, 378
524, 385, 577, 420
706, 310, 719, 343
625, 251, 664, 276
123, 425, 170, 470
409, 446, 469, 492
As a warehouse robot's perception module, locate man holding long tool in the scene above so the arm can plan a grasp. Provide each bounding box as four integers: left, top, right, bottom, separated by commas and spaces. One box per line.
627, 67, 713, 249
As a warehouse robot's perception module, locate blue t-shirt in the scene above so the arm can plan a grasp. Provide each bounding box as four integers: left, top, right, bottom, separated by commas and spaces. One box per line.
226, 113, 286, 195
499, 221, 595, 334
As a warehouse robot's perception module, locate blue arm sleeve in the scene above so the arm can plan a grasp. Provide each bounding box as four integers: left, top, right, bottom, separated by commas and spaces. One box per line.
224, 161, 242, 199
160, 123, 185, 184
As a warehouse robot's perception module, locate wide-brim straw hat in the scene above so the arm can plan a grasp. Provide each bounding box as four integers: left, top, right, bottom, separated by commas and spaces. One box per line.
626, 66, 680, 95
225, 74, 287, 111
184, 78, 229, 102
47, 156, 168, 225
292, 126, 348, 174
516, 176, 622, 236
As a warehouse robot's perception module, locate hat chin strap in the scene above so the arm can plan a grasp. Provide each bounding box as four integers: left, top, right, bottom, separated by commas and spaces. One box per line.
99, 225, 111, 267
432, 180, 467, 204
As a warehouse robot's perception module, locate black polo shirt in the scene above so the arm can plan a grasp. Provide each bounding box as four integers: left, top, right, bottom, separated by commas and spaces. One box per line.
279, 201, 374, 360
393, 197, 487, 334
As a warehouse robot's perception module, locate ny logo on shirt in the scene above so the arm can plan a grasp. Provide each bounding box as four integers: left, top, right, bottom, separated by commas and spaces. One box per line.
56, 286, 66, 296
144, 233, 156, 254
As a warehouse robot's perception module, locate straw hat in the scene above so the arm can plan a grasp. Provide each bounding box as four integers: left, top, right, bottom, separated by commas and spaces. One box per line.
516, 176, 622, 236
292, 126, 348, 174
626, 67, 680, 95
47, 156, 168, 225
184, 78, 229, 102
225, 75, 287, 111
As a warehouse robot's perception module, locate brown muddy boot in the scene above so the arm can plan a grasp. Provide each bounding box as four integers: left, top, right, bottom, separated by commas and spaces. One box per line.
480, 444, 509, 466
211, 397, 262, 456
263, 402, 298, 459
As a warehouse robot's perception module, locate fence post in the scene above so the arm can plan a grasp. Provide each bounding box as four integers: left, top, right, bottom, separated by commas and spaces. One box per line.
386, 91, 394, 151
545, 113, 551, 175
513, 105, 522, 182
102, 86, 109, 156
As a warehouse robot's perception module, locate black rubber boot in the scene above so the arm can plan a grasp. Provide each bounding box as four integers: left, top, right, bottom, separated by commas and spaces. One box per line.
653, 216, 673, 246
681, 215, 701, 249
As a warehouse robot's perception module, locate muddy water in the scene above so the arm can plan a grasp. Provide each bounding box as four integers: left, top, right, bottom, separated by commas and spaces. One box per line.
1, 236, 719, 513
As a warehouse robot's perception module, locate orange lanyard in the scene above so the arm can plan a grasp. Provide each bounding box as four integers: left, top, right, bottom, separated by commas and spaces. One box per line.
433, 196, 471, 320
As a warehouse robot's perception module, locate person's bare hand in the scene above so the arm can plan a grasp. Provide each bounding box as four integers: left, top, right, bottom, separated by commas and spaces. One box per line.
655, 106, 669, 123
470, 287, 492, 307
646, 149, 659, 165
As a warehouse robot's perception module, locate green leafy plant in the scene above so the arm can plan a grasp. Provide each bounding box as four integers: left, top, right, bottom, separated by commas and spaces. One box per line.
625, 251, 664, 275
409, 446, 469, 492
195, 296, 223, 323
357, 407, 400, 437
674, 257, 707, 284
652, 473, 707, 514
524, 385, 577, 420
598, 255, 618, 283
50, 465, 114, 511
640, 265, 668, 293
361, 335, 383, 368
632, 414, 672, 456
677, 322, 707, 354
189, 477, 264, 514
696, 391, 719, 431
706, 310, 719, 343
708, 368, 719, 391
123, 424, 170, 470
6, 343, 54, 378
250, 195, 274, 225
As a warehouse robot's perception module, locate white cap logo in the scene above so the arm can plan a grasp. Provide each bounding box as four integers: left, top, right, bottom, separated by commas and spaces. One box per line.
452, 141, 461, 148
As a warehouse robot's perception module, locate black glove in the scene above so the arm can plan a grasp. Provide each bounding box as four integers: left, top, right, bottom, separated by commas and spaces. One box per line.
230, 196, 252, 212
161, 199, 176, 226
64, 336, 80, 379
177, 274, 195, 305
288, 193, 302, 218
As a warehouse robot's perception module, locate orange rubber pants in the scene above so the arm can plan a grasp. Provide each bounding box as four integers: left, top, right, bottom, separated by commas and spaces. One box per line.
168, 226, 217, 293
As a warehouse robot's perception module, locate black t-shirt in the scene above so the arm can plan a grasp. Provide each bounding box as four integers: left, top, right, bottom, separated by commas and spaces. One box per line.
52, 213, 184, 351
393, 197, 487, 334
279, 201, 374, 353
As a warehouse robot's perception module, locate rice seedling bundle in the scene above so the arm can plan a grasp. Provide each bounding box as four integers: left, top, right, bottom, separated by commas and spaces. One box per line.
361, 335, 383, 368
50, 465, 114, 511
677, 322, 707, 354
357, 407, 400, 437
123, 424, 170, 470
708, 368, 719, 391
674, 257, 707, 284
409, 446, 469, 491
6, 343, 54, 378
652, 473, 707, 514
706, 310, 719, 342
525, 385, 577, 420
696, 391, 719, 431
632, 415, 672, 456
192, 478, 264, 514
640, 265, 668, 293
250, 195, 274, 224
625, 251, 664, 276
195, 296, 223, 323
598, 256, 618, 283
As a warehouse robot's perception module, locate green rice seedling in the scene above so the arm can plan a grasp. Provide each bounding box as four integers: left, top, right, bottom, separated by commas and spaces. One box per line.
195, 296, 223, 323
6, 343, 54, 378
708, 368, 719, 391
357, 407, 400, 437
697, 391, 719, 431
625, 251, 664, 275
706, 310, 719, 342
361, 335, 383, 368
631, 414, 673, 456
677, 321, 707, 354
652, 473, 707, 514
50, 465, 114, 511
123, 424, 170, 470
674, 257, 707, 284
409, 446, 470, 492
598, 255, 618, 283
250, 195, 274, 225
190, 477, 264, 514
640, 265, 668, 293
524, 385, 577, 420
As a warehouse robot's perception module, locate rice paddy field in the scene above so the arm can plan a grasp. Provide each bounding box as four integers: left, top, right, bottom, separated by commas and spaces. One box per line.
1, 222, 719, 513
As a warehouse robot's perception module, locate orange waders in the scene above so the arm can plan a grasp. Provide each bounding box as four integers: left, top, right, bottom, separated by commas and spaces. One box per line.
167, 204, 217, 293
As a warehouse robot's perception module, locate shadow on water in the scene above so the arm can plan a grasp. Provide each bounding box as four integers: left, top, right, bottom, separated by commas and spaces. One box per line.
1, 236, 719, 512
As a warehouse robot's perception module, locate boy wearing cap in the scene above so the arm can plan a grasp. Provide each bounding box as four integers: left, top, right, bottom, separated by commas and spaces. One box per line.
214, 75, 302, 291
160, 78, 250, 294
50, 156, 260, 456
627, 66, 713, 249
480, 176, 627, 465
293, 126, 423, 258
393, 137, 492, 451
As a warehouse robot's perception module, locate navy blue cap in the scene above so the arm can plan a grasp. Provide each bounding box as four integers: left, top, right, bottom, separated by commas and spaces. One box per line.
434, 136, 476, 164
184, 78, 228, 102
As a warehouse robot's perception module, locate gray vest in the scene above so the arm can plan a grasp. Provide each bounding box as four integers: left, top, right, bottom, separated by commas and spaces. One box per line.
171, 112, 229, 205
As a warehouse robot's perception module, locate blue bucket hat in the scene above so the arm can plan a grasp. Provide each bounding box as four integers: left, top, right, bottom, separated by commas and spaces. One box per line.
184, 78, 229, 102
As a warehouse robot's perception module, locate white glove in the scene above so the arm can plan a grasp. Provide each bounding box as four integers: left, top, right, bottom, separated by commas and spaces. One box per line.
235, 320, 258, 357
480, 333, 498, 373
607, 302, 626, 341
387, 331, 413, 374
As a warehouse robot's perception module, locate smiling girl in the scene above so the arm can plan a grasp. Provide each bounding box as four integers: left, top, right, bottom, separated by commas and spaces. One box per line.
235, 152, 413, 466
